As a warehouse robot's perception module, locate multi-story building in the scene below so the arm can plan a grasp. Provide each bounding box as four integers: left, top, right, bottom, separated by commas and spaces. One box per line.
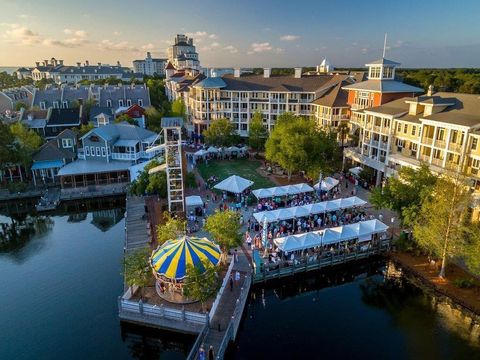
342, 57, 423, 184
0, 86, 34, 113
175, 67, 354, 137
25, 58, 142, 84
133, 52, 167, 76
167, 34, 200, 70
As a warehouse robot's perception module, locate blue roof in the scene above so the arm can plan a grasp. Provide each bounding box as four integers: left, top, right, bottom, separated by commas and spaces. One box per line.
31, 160, 64, 170
193, 77, 226, 89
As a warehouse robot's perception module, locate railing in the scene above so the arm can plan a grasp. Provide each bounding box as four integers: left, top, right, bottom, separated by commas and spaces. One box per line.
111, 152, 141, 161
431, 158, 444, 167
186, 324, 209, 360
419, 154, 430, 162
434, 140, 446, 148
422, 137, 434, 145
209, 259, 235, 322
449, 143, 463, 152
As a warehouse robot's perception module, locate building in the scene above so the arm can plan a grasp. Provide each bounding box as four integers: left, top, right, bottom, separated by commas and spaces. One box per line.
15, 67, 32, 80
133, 52, 167, 76
168, 67, 355, 137
341, 57, 423, 185
31, 129, 77, 185
58, 123, 162, 188
19, 107, 83, 139
0, 86, 33, 113
167, 34, 200, 70
27, 57, 142, 84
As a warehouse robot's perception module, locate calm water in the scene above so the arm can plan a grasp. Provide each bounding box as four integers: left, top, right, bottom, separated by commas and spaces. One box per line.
1, 204, 479, 360
229, 261, 480, 360
0, 202, 194, 360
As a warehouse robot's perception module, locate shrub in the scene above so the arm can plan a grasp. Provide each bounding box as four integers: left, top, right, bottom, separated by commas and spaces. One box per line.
453, 278, 475, 289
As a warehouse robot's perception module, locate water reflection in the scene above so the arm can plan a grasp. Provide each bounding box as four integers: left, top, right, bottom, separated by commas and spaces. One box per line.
91, 208, 124, 232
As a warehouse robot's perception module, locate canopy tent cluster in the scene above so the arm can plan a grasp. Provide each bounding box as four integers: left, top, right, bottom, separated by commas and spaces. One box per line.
314, 177, 339, 192
253, 196, 367, 224
214, 175, 254, 194
193, 145, 248, 157
185, 195, 203, 208
150, 236, 221, 282
273, 219, 388, 252
252, 183, 315, 199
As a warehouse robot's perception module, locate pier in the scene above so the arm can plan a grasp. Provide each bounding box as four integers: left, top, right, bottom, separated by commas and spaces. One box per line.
124, 196, 151, 253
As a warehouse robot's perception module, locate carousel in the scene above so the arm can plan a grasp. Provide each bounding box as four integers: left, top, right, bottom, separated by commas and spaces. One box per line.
150, 235, 221, 304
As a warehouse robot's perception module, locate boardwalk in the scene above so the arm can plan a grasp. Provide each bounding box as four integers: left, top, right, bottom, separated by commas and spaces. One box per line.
125, 196, 151, 253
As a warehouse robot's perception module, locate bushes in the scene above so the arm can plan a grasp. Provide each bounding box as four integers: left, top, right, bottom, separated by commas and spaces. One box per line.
453, 278, 475, 289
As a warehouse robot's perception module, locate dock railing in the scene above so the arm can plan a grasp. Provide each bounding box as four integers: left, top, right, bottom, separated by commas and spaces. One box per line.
209, 258, 235, 322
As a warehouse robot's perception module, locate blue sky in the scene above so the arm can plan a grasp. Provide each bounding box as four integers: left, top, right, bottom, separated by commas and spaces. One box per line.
1, 0, 479, 68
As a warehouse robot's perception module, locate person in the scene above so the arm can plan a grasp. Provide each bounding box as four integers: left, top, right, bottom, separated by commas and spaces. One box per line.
229, 274, 234, 291
208, 346, 214, 360
235, 270, 241, 283
199, 345, 206, 360
234, 249, 238, 263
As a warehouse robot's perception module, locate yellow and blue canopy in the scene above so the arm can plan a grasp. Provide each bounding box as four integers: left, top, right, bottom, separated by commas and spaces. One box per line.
150, 236, 221, 281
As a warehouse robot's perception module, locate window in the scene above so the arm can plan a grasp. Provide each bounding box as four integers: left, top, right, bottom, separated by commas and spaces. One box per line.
411, 126, 416, 136
53, 101, 59, 109
472, 158, 480, 169
472, 138, 478, 150
40, 101, 46, 110
96, 147, 101, 156
126, 99, 132, 107
396, 123, 402, 132
85, 147, 90, 156
101, 147, 106, 157
437, 128, 445, 141
382, 66, 394, 78
138, 99, 144, 107
62, 138, 73, 148
369, 67, 381, 78
118, 99, 124, 107
90, 146, 95, 156
106, 99, 112, 107
403, 124, 408, 133
63, 101, 68, 108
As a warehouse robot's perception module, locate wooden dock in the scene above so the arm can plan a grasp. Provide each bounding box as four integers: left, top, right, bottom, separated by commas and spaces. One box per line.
60, 184, 127, 202
124, 196, 151, 252
35, 188, 61, 212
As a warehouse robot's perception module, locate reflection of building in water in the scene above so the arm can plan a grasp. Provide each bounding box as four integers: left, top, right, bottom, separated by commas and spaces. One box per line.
91, 208, 124, 232
67, 213, 87, 222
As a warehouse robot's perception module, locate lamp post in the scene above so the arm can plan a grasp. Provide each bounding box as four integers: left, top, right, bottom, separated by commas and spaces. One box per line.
318, 171, 323, 197
390, 216, 395, 240
262, 216, 268, 257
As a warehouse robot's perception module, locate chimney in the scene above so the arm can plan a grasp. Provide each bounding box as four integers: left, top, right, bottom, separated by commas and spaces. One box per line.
44, 59, 49, 66
263, 68, 271, 78
427, 84, 434, 96
76, 62, 81, 68
117, 61, 121, 67
85, 60, 89, 66
97, 62, 101, 68
294, 67, 302, 78
35, 62, 40, 67
234, 68, 241, 78
59, 59, 64, 65
51, 57, 57, 66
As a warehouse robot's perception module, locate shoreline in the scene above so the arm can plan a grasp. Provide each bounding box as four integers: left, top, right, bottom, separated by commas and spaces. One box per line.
388, 251, 480, 322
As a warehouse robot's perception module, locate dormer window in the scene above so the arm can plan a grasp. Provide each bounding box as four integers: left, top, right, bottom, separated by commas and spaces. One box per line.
106, 99, 112, 107
369, 66, 381, 79
126, 99, 132, 107
119, 99, 124, 107
40, 101, 46, 110
62, 101, 68, 108
382, 66, 394, 79
138, 99, 143, 107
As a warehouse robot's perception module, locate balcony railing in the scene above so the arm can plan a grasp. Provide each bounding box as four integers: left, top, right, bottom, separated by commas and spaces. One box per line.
111, 152, 141, 161
419, 154, 430, 162
449, 143, 463, 152
434, 139, 446, 148
431, 158, 444, 167
422, 137, 434, 145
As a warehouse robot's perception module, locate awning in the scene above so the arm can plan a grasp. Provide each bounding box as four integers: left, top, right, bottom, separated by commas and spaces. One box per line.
194, 149, 208, 157
349, 166, 363, 176
252, 183, 315, 199
186, 195, 203, 208
31, 160, 64, 170
314, 177, 339, 192
214, 175, 254, 194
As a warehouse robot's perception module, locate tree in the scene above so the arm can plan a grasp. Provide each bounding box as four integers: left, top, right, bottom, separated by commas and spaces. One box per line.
248, 111, 267, 151
170, 99, 186, 120
265, 113, 340, 181
413, 176, 472, 278
370, 164, 437, 227
145, 107, 163, 133
0, 123, 19, 171
77, 123, 94, 138
203, 118, 237, 147
337, 121, 349, 147
204, 209, 242, 263
115, 114, 138, 126
10, 122, 43, 168
128, 159, 167, 197
14, 102, 28, 111
146, 79, 171, 115
123, 247, 152, 299
156, 212, 186, 246
183, 260, 218, 311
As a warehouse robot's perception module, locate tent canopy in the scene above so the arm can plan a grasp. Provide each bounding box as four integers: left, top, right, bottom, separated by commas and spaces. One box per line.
252, 183, 315, 199
273, 219, 388, 252
194, 149, 208, 157
314, 177, 339, 192
253, 196, 367, 224
214, 175, 253, 194
150, 236, 221, 281
349, 166, 363, 176
185, 195, 203, 208
207, 146, 219, 153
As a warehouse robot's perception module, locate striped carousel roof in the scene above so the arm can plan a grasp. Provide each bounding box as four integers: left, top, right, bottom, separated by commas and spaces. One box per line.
150, 236, 221, 281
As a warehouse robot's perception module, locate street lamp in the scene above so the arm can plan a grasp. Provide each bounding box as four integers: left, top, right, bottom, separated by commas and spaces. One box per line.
390, 217, 395, 240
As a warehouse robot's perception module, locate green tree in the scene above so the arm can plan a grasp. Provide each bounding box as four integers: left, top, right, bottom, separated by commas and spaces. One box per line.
370, 164, 437, 227
129, 160, 167, 197
77, 123, 94, 138
170, 99, 186, 120
0, 123, 19, 172
413, 176, 472, 278
35, 78, 55, 90
156, 212, 186, 245
204, 209, 242, 263
10, 122, 43, 168
115, 114, 138, 126
14, 102, 28, 111
182, 260, 218, 311
265, 113, 340, 181
146, 79, 171, 114
337, 121, 349, 147
123, 247, 152, 299
203, 118, 237, 147
248, 111, 268, 151
145, 107, 163, 133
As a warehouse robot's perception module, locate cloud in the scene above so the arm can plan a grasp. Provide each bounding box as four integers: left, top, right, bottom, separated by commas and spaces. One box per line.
200, 42, 221, 52
209, 34, 218, 39
63, 28, 87, 38
18, 14, 32, 20
113, 31, 121, 36
185, 31, 218, 41
247, 42, 283, 55
224, 45, 238, 54
280, 34, 300, 41
100, 39, 140, 52
185, 31, 207, 38
2, 24, 39, 45
141, 43, 155, 51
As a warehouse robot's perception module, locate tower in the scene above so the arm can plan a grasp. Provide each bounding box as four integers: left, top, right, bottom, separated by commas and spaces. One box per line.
161, 117, 185, 216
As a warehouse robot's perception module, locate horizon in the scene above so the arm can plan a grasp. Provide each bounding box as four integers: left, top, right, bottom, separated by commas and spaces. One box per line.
1, 0, 480, 68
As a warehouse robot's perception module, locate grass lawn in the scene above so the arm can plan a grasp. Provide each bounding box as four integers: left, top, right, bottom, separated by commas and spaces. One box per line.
197, 158, 275, 189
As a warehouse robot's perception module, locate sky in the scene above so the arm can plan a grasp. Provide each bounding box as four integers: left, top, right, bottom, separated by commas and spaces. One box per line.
1, 0, 480, 68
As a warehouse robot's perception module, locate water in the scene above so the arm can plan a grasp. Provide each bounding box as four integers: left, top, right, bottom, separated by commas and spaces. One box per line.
228, 261, 480, 359
1, 203, 479, 359
0, 67, 19, 75
0, 201, 194, 360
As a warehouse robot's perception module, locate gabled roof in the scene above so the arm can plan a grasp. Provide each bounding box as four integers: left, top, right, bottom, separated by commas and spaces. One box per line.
366, 58, 401, 66
312, 80, 350, 108
33, 139, 75, 162
166, 62, 176, 70
57, 128, 77, 139
82, 123, 157, 143
89, 106, 114, 122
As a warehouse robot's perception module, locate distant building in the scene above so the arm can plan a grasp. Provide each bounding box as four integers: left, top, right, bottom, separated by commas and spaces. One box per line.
26, 57, 143, 84
167, 34, 200, 70
133, 52, 167, 76
0, 86, 34, 113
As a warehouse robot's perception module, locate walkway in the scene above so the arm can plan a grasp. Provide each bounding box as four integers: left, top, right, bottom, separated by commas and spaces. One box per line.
125, 196, 151, 253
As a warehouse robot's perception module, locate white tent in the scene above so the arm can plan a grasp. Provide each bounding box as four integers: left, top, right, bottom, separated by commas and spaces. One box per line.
207, 146, 219, 153
185, 195, 203, 208
253, 196, 367, 224
252, 183, 314, 199
273, 219, 388, 251
314, 177, 339, 192
349, 166, 363, 176
226, 146, 241, 153
194, 149, 208, 157
213, 175, 254, 194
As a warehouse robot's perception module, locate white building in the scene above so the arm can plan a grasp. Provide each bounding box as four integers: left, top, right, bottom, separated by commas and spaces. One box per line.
167, 34, 200, 70
133, 52, 167, 76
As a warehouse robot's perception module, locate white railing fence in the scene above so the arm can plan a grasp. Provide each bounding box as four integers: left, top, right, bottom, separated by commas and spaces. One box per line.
209, 257, 235, 322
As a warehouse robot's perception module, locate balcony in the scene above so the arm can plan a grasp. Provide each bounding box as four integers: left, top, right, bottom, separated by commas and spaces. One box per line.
434, 139, 446, 148
111, 152, 141, 161
419, 154, 430, 162
449, 143, 463, 152
431, 158, 444, 167
422, 137, 434, 145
